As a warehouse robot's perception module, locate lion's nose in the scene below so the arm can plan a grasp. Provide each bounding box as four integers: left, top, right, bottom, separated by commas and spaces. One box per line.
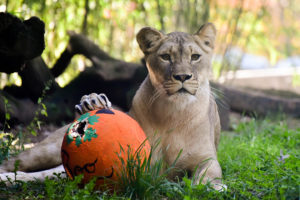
173, 74, 192, 82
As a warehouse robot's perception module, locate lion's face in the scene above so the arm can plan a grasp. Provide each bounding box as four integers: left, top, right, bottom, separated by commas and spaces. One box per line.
137, 24, 216, 97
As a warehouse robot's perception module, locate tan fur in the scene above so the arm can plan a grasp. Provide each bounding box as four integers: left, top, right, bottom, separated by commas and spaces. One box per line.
0, 125, 68, 173
0, 24, 224, 190
131, 23, 223, 188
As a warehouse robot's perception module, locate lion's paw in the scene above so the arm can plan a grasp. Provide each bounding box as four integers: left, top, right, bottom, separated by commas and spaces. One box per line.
75, 93, 112, 115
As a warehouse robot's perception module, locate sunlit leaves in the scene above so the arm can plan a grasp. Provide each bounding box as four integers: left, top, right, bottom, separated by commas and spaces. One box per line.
3, 0, 300, 86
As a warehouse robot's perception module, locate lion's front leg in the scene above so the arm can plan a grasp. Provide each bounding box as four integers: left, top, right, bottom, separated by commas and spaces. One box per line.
192, 159, 226, 191
0, 165, 65, 185
0, 125, 68, 173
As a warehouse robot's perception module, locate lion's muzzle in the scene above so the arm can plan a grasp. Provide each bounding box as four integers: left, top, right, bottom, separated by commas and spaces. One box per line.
164, 77, 198, 95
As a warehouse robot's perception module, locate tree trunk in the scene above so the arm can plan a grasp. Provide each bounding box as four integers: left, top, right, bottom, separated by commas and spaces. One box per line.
212, 83, 300, 118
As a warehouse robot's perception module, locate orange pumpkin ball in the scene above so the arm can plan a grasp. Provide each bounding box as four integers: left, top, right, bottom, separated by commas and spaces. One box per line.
61, 109, 150, 189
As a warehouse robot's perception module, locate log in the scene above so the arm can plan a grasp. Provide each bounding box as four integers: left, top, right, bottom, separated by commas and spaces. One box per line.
44, 67, 146, 124
3, 57, 59, 101
19, 57, 59, 100
212, 83, 300, 118
43, 31, 147, 124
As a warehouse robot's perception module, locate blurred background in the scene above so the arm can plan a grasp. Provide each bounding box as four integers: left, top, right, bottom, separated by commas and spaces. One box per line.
0, 0, 300, 132
1, 0, 299, 89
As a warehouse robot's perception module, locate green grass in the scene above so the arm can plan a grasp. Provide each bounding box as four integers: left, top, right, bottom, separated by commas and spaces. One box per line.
0, 118, 299, 200
218, 119, 299, 200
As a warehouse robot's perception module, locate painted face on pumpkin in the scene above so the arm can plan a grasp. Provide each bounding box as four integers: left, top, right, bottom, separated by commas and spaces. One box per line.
61, 109, 150, 189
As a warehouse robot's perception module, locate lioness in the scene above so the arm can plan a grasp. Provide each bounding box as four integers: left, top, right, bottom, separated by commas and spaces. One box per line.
0, 23, 224, 190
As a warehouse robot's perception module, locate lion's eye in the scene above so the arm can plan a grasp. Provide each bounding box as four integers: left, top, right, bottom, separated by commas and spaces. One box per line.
160, 54, 171, 61
191, 54, 201, 61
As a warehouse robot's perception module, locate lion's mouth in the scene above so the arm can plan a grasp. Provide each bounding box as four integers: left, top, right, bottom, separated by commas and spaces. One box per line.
178, 88, 189, 93
164, 80, 198, 95
169, 86, 196, 95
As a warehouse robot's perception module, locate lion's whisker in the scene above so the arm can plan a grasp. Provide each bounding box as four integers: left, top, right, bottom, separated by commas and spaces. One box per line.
148, 87, 163, 108
210, 86, 229, 110
209, 90, 228, 110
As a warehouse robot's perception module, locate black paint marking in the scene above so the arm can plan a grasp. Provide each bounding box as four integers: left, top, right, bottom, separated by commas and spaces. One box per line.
96, 109, 115, 115
62, 150, 114, 181
97, 167, 114, 180
74, 158, 98, 176
61, 149, 74, 179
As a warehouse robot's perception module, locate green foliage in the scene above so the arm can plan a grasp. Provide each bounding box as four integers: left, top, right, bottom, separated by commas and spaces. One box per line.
0, 130, 26, 165
2, 97, 11, 130
218, 119, 300, 199
44, 174, 101, 200
0, 131, 27, 165
2, 0, 299, 87
0, 83, 52, 164
26, 82, 51, 136
116, 141, 183, 199
0, 173, 109, 200
0, 117, 299, 199
0, 97, 13, 163
0, 133, 14, 164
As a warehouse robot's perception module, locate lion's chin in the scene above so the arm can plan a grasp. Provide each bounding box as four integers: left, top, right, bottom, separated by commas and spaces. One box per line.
167, 89, 198, 104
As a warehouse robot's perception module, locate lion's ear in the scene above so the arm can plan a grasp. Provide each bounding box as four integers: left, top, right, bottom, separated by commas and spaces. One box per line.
194, 23, 217, 49
137, 27, 164, 54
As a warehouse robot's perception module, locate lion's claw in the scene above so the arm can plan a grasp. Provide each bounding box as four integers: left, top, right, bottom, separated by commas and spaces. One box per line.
75, 93, 112, 115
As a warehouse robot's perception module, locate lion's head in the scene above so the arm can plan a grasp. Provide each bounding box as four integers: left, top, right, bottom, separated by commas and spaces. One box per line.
137, 23, 216, 98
